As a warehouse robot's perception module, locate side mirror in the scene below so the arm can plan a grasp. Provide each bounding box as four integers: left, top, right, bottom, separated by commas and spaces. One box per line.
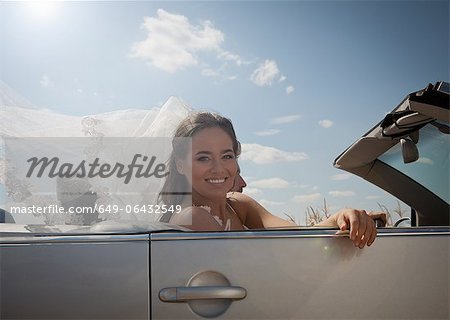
401, 138, 419, 164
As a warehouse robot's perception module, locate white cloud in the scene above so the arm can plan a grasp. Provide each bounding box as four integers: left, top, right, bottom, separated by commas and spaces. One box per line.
129, 9, 294, 88
270, 114, 302, 125
286, 85, 295, 94
318, 119, 333, 128
255, 129, 280, 136
40, 74, 53, 88
328, 190, 355, 197
417, 157, 434, 165
365, 195, 383, 200
217, 50, 243, 66
243, 187, 262, 196
259, 199, 284, 207
331, 173, 351, 181
241, 143, 308, 164
250, 178, 290, 189
201, 68, 237, 81
130, 9, 224, 73
250, 59, 280, 86
290, 182, 309, 189
292, 193, 322, 204
201, 68, 219, 77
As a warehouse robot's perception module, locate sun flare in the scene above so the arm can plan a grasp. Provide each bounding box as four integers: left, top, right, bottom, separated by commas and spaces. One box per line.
26, 1, 60, 20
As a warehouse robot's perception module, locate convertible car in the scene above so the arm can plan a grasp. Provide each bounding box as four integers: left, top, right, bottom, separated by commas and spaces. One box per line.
1, 81, 449, 319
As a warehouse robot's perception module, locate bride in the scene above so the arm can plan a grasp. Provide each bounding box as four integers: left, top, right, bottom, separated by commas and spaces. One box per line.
159, 112, 386, 248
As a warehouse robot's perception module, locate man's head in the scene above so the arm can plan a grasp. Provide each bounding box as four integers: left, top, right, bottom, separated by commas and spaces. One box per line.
232, 166, 247, 193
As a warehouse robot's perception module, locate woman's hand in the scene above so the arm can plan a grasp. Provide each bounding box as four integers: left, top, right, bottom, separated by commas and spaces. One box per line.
317, 209, 386, 248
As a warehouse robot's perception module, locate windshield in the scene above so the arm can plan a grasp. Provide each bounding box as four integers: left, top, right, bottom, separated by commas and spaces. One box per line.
378, 123, 449, 204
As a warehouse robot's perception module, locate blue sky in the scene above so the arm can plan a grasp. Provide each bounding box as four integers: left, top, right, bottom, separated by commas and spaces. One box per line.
1, 1, 449, 224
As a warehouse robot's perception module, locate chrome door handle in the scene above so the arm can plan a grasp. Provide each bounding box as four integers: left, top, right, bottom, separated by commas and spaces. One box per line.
159, 272, 246, 317
159, 286, 247, 302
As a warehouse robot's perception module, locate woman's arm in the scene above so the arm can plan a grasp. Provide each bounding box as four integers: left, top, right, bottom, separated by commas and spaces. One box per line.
228, 192, 384, 248
227, 192, 296, 229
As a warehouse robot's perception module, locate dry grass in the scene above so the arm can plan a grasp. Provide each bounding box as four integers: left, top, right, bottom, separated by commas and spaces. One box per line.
377, 200, 407, 226
304, 199, 331, 226
285, 198, 408, 226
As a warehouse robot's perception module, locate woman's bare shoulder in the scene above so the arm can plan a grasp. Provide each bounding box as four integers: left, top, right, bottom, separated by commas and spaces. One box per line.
170, 206, 222, 231
227, 192, 259, 208
226, 192, 260, 223
227, 191, 254, 202
227, 192, 295, 229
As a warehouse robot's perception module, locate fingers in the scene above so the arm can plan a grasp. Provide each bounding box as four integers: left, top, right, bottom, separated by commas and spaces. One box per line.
348, 212, 359, 241
333, 208, 380, 248
346, 209, 377, 248
355, 210, 366, 246
367, 223, 377, 247
359, 215, 376, 248
336, 214, 349, 231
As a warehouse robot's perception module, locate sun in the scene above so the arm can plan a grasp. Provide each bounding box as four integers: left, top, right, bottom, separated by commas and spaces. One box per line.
25, 1, 61, 20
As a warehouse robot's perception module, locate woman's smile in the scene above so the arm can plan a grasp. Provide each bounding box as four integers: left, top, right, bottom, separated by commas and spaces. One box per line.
205, 178, 228, 184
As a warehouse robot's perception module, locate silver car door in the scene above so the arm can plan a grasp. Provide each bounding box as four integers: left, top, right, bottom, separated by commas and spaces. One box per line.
1, 233, 150, 319
151, 228, 449, 319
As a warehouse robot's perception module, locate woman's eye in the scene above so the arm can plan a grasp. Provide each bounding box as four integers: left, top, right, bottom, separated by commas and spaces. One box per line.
223, 154, 235, 159
197, 156, 210, 162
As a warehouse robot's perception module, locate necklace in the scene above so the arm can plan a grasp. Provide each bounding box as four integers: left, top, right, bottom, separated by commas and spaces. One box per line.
192, 201, 232, 230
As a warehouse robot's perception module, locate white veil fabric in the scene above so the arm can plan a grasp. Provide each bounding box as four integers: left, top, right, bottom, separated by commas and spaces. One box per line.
1, 81, 192, 225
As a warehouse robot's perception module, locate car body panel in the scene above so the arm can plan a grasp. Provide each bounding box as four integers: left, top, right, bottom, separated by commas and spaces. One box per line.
1, 233, 150, 319
2, 227, 449, 319
150, 229, 450, 319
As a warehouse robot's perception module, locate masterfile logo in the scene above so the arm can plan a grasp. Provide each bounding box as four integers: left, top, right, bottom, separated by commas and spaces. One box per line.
3, 137, 191, 225
26, 154, 169, 184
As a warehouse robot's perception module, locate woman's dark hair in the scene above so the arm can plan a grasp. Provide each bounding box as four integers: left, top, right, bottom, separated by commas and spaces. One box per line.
159, 112, 240, 214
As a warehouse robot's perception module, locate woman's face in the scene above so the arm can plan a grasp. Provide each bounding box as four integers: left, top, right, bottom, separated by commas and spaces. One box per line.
177, 127, 238, 201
